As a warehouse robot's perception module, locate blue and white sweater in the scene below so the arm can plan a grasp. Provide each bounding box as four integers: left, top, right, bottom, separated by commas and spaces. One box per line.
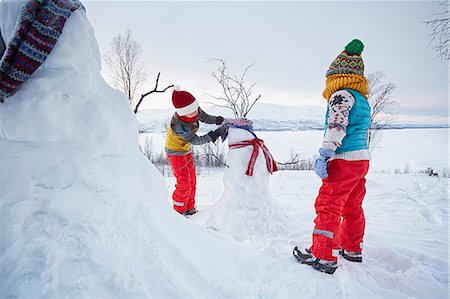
323, 89, 372, 161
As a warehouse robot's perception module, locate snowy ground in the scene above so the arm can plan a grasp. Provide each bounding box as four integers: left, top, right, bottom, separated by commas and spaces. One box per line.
0, 1, 448, 297
145, 128, 449, 297
163, 169, 449, 298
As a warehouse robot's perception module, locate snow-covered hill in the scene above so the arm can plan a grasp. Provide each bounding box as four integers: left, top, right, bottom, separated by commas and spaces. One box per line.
136, 102, 448, 133
0, 2, 241, 297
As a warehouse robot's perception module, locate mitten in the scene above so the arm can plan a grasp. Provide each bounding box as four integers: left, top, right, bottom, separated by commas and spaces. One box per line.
207, 125, 227, 142
215, 116, 225, 125
313, 148, 335, 179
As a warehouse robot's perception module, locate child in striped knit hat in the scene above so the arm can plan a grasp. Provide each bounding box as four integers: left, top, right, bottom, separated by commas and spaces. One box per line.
293, 39, 371, 274
165, 86, 227, 216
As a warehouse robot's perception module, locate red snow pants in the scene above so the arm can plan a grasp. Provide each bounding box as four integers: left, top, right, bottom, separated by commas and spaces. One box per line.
167, 153, 196, 213
310, 159, 370, 262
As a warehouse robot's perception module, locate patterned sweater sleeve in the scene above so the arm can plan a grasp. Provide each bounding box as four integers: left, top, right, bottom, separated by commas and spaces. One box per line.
172, 122, 213, 145
198, 108, 219, 124
322, 90, 355, 151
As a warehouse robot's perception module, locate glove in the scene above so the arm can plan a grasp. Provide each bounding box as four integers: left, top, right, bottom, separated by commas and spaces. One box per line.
207, 125, 227, 142
313, 148, 335, 179
215, 116, 225, 125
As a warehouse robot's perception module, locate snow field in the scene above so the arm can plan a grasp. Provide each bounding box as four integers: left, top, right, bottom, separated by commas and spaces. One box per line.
0, 1, 447, 297
170, 169, 449, 298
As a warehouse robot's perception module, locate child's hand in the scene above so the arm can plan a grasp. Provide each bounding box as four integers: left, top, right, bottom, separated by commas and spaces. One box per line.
207, 125, 227, 142
215, 116, 225, 125
313, 148, 335, 178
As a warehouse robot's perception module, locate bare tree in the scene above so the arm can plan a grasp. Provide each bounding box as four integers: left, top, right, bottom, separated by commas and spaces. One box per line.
275, 151, 315, 171
139, 136, 154, 161
425, 0, 449, 61
139, 136, 172, 176
207, 58, 261, 118
103, 29, 147, 104
195, 143, 228, 168
367, 71, 397, 149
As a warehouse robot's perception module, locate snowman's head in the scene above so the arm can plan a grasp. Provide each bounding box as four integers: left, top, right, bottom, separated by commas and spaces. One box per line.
223, 117, 255, 144
227, 127, 256, 144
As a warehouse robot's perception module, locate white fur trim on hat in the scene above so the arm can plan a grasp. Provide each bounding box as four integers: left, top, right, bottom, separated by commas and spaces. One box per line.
176, 100, 199, 116
172, 85, 180, 92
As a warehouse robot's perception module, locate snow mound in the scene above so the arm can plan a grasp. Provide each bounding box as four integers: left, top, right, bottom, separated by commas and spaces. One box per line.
195, 128, 287, 241
0, 2, 242, 297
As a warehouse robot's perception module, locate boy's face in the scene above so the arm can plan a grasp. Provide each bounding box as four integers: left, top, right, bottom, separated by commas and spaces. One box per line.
184, 109, 199, 118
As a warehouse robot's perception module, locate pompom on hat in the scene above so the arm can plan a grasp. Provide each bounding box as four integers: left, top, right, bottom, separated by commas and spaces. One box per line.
326, 39, 365, 77
171, 85, 199, 116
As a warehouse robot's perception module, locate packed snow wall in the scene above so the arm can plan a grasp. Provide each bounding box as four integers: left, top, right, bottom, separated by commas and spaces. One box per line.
0, 1, 243, 297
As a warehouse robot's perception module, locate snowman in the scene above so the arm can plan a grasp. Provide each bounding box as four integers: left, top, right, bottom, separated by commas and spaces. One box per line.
197, 118, 287, 241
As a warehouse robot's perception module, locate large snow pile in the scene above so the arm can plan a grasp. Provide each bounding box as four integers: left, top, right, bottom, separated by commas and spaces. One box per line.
0, 1, 242, 297
195, 128, 287, 241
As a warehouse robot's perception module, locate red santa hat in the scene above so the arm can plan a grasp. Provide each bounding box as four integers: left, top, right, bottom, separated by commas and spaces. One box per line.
171, 85, 199, 116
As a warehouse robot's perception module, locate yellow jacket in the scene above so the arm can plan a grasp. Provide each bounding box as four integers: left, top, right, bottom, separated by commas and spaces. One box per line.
165, 108, 220, 156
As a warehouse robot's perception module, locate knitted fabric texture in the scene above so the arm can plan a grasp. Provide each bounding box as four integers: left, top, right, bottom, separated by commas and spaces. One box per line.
322, 73, 368, 100
224, 117, 253, 129
221, 118, 255, 141
326, 39, 365, 77
0, 0, 83, 102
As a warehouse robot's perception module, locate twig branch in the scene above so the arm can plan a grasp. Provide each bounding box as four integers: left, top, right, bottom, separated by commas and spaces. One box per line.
274, 153, 305, 166
207, 58, 261, 118
424, 0, 450, 61
134, 72, 173, 114
244, 94, 261, 117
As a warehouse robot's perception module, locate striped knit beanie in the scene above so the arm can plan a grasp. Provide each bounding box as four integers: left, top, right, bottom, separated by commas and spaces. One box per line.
326, 39, 365, 77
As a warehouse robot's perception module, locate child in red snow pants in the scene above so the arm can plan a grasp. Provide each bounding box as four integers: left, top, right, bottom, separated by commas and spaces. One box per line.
167, 153, 197, 213
310, 159, 370, 262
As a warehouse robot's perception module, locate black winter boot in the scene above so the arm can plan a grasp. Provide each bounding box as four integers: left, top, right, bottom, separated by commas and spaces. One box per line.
340, 248, 362, 262
183, 208, 198, 216
293, 246, 338, 275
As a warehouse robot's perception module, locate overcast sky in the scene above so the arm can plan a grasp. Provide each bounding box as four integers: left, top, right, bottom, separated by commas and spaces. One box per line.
84, 0, 448, 120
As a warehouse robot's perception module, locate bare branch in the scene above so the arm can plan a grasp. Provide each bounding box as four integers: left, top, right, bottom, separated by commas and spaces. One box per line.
134, 72, 174, 114
275, 153, 305, 166
367, 71, 398, 150
244, 94, 261, 117
424, 0, 449, 61
207, 58, 261, 118
274, 151, 315, 171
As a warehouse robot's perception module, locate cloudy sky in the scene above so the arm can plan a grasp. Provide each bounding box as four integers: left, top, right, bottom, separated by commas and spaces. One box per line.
84, 0, 448, 122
